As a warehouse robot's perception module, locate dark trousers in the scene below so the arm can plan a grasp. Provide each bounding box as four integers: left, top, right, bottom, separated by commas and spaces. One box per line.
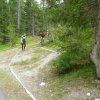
21, 43, 26, 51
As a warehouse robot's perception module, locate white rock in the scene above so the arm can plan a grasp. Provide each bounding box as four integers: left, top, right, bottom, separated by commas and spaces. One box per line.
51, 94, 53, 96
95, 99, 100, 100
40, 82, 45, 86
87, 93, 91, 96
50, 90, 52, 93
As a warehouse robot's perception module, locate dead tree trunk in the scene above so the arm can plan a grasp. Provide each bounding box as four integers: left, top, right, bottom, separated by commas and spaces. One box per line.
91, 0, 100, 78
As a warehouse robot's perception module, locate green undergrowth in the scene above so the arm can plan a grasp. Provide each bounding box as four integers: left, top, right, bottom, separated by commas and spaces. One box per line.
0, 44, 12, 52
34, 48, 50, 54
49, 63, 97, 98
44, 40, 59, 50
0, 36, 40, 52
0, 35, 58, 53
15, 36, 40, 48
0, 69, 31, 100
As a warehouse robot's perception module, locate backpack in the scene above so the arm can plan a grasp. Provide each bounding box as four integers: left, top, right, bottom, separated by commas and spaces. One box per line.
22, 37, 26, 44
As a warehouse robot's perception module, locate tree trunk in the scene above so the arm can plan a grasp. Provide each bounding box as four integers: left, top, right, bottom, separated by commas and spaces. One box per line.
31, 11, 35, 36
17, 0, 20, 35
48, 24, 54, 42
42, 0, 45, 31
91, 0, 100, 78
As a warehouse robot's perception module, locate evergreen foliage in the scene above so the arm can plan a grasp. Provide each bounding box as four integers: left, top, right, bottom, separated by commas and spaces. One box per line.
46, 0, 97, 74
0, 0, 43, 45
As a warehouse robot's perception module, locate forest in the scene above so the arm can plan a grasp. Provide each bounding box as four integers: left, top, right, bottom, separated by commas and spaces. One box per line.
0, 0, 100, 100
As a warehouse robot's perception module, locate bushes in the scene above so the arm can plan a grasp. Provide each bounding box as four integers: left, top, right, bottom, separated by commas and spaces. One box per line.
7, 23, 17, 46
0, 23, 17, 46
53, 25, 95, 74
54, 52, 71, 74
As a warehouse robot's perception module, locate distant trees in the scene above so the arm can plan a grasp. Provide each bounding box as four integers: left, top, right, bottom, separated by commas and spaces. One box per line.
20, 0, 43, 35
17, 0, 21, 35
0, 0, 11, 44
0, 0, 43, 45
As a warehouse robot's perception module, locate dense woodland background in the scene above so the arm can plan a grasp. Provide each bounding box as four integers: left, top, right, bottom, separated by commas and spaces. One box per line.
0, 0, 100, 77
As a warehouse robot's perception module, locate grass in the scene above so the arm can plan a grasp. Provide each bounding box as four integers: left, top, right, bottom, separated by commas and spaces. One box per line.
44, 40, 59, 50
34, 48, 50, 54
48, 64, 97, 98
0, 36, 40, 52
0, 44, 12, 52
0, 35, 59, 53
17, 60, 30, 66
13, 48, 50, 70
14, 56, 40, 70
0, 69, 31, 100
0, 34, 60, 53
63, 64, 96, 82
15, 36, 40, 47
14, 55, 40, 66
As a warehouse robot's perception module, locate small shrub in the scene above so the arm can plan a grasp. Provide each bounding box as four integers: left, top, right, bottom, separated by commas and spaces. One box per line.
54, 52, 71, 74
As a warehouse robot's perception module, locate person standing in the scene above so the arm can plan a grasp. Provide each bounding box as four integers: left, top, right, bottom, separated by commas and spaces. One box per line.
21, 34, 26, 51
39, 31, 45, 46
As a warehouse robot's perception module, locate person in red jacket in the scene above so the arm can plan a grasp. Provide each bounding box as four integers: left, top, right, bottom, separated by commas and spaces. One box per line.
39, 31, 45, 46
39, 31, 45, 38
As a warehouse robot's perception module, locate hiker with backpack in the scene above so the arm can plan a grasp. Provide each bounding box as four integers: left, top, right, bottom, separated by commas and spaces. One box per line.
21, 34, 26, 51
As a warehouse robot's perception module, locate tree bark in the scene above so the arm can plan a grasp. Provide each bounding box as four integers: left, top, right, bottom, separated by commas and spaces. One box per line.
31, 10, 35, 36
17, 0, 20, 35
91, 0, 100, 78
42, 0, 45, 31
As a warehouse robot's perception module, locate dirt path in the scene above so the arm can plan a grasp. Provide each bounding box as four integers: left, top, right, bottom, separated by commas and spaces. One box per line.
0, 90, 8, 100
0, 45, 100, 100
10, 47, 59, 100
0, 45, 59, 100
